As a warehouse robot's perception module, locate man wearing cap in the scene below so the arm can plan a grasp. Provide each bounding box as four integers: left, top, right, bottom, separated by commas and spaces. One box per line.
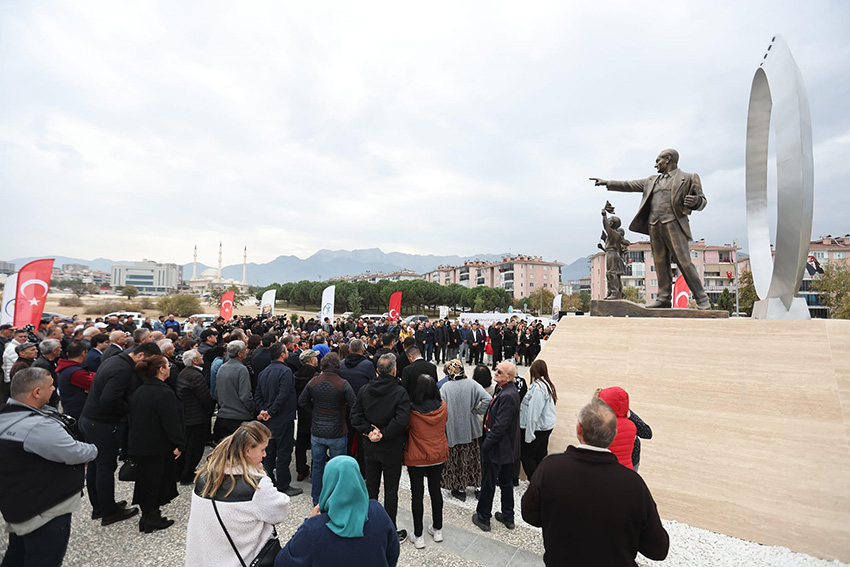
0, 324, 14, 348
9, 342, 38, 379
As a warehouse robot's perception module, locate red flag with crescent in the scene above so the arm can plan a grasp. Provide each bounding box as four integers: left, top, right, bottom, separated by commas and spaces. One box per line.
14, 259, 54, 327
220, 290, 235, 320
673, 276, 690, 309
388, 291, 402, 321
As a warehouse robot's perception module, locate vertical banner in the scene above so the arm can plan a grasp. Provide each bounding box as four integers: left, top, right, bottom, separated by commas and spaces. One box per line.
260, 288, 276, 318
552, 293, 562, 316
388, 291, 402, 321
673, 276, 691, 308
439, 305, 449, 319
320, 285, 335, 322
14, 259, 54, 328
1, 273, 17, 326
220, 290, 235, 320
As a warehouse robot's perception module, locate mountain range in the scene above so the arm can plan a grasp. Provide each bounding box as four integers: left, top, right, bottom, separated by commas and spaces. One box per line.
8, 248, 592, 286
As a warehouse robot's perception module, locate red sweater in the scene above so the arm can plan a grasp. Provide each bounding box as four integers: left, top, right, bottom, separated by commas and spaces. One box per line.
598, 387, 637, 469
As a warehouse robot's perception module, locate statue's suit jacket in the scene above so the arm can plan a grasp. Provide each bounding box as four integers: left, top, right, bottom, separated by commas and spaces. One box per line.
607, 169, 706, 239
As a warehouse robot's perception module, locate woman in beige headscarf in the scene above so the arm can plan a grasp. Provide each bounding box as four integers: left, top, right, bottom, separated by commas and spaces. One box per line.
438, 360, 491, 502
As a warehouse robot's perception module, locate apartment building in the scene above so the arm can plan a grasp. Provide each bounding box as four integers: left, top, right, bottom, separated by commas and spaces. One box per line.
425, 255, 562, 300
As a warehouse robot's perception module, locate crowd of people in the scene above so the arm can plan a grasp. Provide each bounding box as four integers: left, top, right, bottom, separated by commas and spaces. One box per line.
0, 310, 666, 567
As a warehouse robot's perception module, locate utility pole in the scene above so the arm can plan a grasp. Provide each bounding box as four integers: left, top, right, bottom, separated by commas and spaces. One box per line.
733, 238, 740, 317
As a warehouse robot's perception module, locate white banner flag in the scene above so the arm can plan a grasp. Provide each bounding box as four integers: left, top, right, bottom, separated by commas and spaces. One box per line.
260, 288, 277, 318
1, 273, 17, 326
552, 293, 562, 316
320, 285, 335, 323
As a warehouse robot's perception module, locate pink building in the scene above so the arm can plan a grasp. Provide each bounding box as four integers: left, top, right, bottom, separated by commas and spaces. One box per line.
425, 255, 562, 300
590, 239, 738, 304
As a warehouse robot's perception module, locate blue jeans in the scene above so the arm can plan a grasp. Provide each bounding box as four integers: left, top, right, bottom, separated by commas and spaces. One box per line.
424, 343, 434, 361
310, 435, 347, 504
263, 420, 295, 491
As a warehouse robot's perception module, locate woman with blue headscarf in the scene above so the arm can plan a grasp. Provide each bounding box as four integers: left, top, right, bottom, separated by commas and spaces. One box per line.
275, 456, 400, 567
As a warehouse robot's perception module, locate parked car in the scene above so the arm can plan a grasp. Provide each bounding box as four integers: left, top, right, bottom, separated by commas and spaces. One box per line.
403, 314, 429, 325
104, 311, 143, 321
41, 311, 73, 323
191, 314, 218, 328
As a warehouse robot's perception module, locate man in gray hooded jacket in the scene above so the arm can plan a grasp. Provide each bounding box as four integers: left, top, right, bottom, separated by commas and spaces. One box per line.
0, 367, 98, 566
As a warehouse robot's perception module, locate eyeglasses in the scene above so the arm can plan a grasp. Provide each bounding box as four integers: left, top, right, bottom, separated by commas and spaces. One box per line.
495, 369, 504, 375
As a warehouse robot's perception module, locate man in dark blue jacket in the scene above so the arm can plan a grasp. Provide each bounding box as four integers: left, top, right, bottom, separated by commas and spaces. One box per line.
473, 360, 521, 532
255, 342, 302, 497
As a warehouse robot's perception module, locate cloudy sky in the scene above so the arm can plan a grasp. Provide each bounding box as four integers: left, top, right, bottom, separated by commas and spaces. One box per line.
1, 0, 848, 268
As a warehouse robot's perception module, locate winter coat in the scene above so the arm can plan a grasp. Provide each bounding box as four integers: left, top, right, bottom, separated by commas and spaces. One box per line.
598, 386, 637, 469
254, 361, 297, 427
404, 400, 449, 467
299, 369, 356, 440
519, 380, 557, 443
481, 381, 521, 464
350, 373, 410, 459
339, 354, 375, 395
440, 377, 491, 447
128, 378, 186, 456
55, 359, 94, 420
176, 365, 214, 426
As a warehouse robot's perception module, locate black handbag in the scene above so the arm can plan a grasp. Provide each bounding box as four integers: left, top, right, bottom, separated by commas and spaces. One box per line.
118, 458, 137, 482
211, 499, 281, 567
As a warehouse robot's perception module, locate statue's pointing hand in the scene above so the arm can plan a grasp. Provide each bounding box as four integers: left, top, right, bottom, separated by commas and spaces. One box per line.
589, 177, 608, 187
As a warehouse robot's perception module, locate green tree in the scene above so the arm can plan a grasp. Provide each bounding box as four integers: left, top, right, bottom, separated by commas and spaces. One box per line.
290, 313, 300, 327
737, 269, 758, 316
717, 287, 735, 314
348, 290, 363, 318
622, 285, 645, 304
157, 294, 202, 317
578, 292, 592, 312
812, 263, 850, 318
206, 286, 251, 308
121, 285, 139, 300
70, 283, 99, 298
291, 281, 313, 310
516, 288, 555, 315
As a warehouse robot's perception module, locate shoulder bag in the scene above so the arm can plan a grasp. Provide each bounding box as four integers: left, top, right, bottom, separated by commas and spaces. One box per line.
211, 499, 281, 567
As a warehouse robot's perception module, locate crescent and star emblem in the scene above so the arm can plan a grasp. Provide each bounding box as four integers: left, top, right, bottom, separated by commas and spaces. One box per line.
20, 279, 49, 306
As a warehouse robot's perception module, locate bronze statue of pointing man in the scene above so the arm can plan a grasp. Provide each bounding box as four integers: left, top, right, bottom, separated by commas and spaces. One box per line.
590, 149, 711, 310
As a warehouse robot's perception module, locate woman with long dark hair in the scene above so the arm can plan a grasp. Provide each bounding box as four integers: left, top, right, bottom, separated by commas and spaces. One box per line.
519, 359, 557, 479
129, 354, 186, 533
404, 375, 448, 549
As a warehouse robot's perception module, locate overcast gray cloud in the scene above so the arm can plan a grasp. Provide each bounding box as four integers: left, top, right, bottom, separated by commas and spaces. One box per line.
1, 0, 848, 268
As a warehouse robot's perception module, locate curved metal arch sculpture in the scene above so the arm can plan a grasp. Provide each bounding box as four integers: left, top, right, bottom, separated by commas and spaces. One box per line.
745, 35, 814, 319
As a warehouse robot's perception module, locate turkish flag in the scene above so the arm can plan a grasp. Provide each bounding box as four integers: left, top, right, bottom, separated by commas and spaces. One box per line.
673, 276, 691, 309
14, 259, 54, 327
388, 292, 402, 321
220, 290, 235, 321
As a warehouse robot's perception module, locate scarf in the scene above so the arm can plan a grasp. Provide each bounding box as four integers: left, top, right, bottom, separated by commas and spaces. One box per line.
319, 456, 369, 538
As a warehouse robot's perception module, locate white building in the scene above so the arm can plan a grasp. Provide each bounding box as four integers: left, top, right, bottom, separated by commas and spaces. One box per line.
111, 260, 180, 294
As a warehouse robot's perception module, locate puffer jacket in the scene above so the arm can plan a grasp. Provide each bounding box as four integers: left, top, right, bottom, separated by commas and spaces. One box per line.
404, 400, 448, 467
598, 386, 637, 469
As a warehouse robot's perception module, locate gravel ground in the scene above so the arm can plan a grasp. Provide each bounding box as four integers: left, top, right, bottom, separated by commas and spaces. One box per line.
1, 463, 847, 566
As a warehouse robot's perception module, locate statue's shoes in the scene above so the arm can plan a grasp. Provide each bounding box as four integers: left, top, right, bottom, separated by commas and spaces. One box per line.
696, 298, 712, 310
646, 300, 672, 309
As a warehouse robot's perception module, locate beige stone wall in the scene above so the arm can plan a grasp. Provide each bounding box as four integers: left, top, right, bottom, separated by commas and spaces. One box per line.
536, 317, 850, 562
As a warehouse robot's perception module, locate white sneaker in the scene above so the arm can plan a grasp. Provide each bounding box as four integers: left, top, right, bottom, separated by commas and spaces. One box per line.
412, 535, 425, 549
428, 526, 443, 542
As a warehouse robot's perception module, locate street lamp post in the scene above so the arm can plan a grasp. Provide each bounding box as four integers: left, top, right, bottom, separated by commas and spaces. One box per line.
733, 238, 740, 317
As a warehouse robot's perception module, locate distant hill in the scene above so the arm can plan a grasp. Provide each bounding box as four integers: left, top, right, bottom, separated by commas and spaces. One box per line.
8, 249, 593, 287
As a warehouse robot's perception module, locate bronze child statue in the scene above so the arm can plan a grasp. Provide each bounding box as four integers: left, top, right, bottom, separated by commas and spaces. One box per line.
598, 202, 629, 300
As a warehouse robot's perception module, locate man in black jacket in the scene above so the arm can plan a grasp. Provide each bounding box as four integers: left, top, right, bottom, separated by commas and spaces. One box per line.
400, 346, 437, 399
340, 339, 377, 473
521, 399, 669, 566
251, 332, 276, 378
350, 353, 411, 544
469, 324, 485, 365
255, 342, 302, 497
80, 342, 161, 525
292, 349, 319, 481
433, 320, 446, 364
473, 360, 521, 532
175, 349, 214, 484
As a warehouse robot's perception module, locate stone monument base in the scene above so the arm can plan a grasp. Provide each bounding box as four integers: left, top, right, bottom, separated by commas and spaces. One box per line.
591, 299, 730, 318
752, 296, 811, 320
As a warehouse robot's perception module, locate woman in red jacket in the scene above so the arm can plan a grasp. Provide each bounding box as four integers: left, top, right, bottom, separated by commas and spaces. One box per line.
596, 387, 637, 469
404, 374, 448, 549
